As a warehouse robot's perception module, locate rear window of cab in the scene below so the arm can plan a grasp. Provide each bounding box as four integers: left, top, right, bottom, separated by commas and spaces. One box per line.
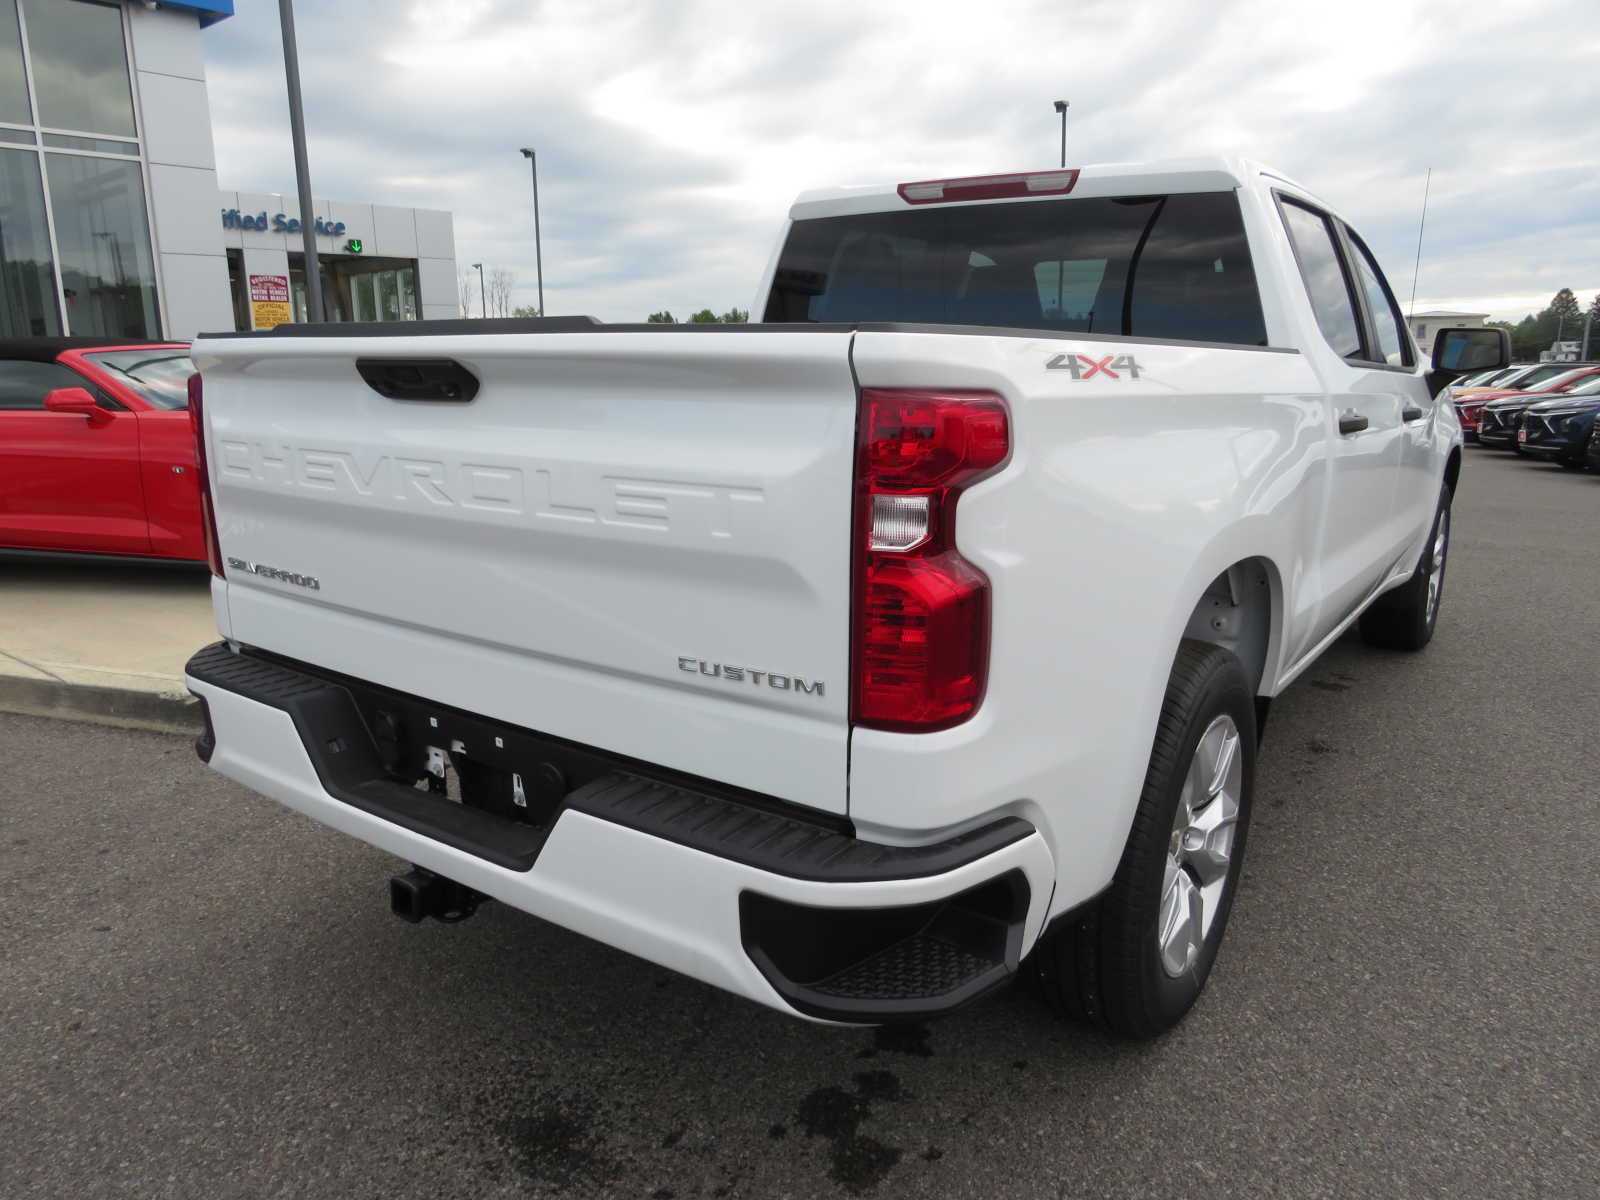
764, 191, 1268, 348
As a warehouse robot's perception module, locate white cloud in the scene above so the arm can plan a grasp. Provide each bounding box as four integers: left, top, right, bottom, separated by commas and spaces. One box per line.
202, 0, 1600, 323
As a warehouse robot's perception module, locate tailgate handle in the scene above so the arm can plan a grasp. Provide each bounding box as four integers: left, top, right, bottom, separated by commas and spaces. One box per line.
355, 358, 479, 403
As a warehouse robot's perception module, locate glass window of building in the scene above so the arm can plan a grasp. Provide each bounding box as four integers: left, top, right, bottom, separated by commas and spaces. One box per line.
1, 0, 30, 124
20, 0, 137, 137
377, 269, 401, 321
399, 267, 417, 320
45, 154, 159, 338
0, 147, 61, 336
350, 271, 377, 322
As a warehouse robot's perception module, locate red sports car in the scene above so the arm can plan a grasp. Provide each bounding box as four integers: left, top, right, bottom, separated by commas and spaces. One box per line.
0, 337, 203, 563
1454, 365, 1600, 442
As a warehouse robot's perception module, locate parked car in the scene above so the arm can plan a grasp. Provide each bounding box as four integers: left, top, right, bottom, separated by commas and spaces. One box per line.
1479, 396, 1541, 449
1456, 366, 1600, 442
1451, 361, 1587, 399
1586, 414, 1600, 472
0, 337, 203, 562
184, 158, 1506, 1038
1451, 365, 1523, 391
1516, 374, 1600, 468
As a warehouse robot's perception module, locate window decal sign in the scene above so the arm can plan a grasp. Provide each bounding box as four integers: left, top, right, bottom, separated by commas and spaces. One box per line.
249, 274, 292, 329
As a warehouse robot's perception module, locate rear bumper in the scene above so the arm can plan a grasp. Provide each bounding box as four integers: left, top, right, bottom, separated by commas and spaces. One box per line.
186, 642, 1055, 1023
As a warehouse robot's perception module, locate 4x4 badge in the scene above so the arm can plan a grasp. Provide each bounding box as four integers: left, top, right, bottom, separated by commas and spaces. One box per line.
1047, 353, 1143, 380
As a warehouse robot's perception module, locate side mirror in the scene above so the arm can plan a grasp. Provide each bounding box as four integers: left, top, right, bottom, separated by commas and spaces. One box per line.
43, 387, 105, 419
1428, 327, 1511, 397
1432, 327, 1509, 371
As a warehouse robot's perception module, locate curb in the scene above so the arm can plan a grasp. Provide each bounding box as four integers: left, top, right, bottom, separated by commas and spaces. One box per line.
0, 673, 200, 736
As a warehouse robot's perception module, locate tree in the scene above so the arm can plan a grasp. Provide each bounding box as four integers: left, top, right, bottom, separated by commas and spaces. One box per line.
511, 304, 543, 318
458, 267, 476, 318
646, 307, 746, 323
1584, 293, 1600, 359
1502, 289, 1591, 360
1549, 287, 1582, 341
486, 267, 517, 318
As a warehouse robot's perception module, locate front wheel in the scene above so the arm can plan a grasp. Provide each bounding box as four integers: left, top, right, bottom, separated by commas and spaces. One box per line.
1034, 641, 1256, 1038
1358, 484, 1451, 651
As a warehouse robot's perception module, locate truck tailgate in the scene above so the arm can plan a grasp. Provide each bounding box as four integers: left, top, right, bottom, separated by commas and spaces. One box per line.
194, 330, 858, 815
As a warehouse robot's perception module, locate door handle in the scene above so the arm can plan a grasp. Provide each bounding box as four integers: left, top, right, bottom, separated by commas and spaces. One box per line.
1337, 410, 1369, 436
1401, 405, 1425, 422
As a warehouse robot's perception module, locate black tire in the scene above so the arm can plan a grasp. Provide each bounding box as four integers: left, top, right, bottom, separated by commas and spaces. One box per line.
1034, 640, 1256, 1038
1358, 484, 1451, 651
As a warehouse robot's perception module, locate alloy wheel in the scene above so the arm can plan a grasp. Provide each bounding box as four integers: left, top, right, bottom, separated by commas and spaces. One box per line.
1425, 509, 1450, 626
1157, 714, 1243, 978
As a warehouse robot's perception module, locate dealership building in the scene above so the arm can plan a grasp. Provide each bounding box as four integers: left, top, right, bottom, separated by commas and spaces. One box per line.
0, 0, 458, 341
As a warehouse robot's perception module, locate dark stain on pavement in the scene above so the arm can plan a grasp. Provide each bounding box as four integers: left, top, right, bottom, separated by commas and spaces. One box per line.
796, 1070, 906, 1194
494, 1098, 617, 1190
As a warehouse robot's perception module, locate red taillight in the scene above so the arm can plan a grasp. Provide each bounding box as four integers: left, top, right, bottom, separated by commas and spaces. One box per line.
187, 372, 224, 578
897, 169, 1079, 205
852, 389, 1009, 732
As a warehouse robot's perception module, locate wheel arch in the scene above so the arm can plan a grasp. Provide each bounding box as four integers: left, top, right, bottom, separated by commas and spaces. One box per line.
1443, 446, 1462, 496
1178, 556, 1280, 702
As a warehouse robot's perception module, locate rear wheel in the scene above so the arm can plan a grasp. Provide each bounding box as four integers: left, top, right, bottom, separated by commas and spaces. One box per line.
1034, 641, 1256, 1038
1358, 484, 1451, 651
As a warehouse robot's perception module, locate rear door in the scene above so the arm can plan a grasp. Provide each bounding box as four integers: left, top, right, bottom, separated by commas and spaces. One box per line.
1340, 225, 1438, 541
0, 358, 150, 554
1276, 198, 1407, 637
197, 329, 860, 815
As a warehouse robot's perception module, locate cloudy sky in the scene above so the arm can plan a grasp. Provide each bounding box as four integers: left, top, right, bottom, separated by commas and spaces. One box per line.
202, 0, 1600, 325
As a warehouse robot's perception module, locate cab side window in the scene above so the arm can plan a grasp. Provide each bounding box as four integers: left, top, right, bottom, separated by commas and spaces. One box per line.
1278, 199, 1363, 360
1345, 229, 1414, 368
0, 360, 84, 410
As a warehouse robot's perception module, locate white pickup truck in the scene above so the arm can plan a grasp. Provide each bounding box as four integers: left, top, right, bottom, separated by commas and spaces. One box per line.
185, 158, 1508, 1037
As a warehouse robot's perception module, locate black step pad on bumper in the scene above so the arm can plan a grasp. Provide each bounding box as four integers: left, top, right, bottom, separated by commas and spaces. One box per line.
740, 872, 1032, 1022
564, 773, 1031, 882
185, 642, 548, 871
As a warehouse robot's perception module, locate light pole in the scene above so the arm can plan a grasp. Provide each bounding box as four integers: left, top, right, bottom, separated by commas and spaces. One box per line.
520, 148, 544, 315
472, 261, 486, 318
1053, 100, 1069, 168
278, 0, 323, 322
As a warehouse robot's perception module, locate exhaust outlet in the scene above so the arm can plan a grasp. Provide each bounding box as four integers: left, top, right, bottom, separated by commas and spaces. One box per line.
389, 866, 484, 923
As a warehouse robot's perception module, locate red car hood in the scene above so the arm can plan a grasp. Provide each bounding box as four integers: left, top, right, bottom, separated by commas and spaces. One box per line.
1460, 386, 1556, 407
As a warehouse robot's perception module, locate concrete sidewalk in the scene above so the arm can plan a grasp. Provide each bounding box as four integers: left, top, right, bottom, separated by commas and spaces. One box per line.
0, 559, 214, 733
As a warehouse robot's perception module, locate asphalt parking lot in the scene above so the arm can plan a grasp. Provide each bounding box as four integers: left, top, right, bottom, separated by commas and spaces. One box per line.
3, 448, 1597, 1199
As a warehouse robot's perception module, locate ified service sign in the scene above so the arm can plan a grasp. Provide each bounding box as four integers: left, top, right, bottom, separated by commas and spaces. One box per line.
249, 274, 291, 329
